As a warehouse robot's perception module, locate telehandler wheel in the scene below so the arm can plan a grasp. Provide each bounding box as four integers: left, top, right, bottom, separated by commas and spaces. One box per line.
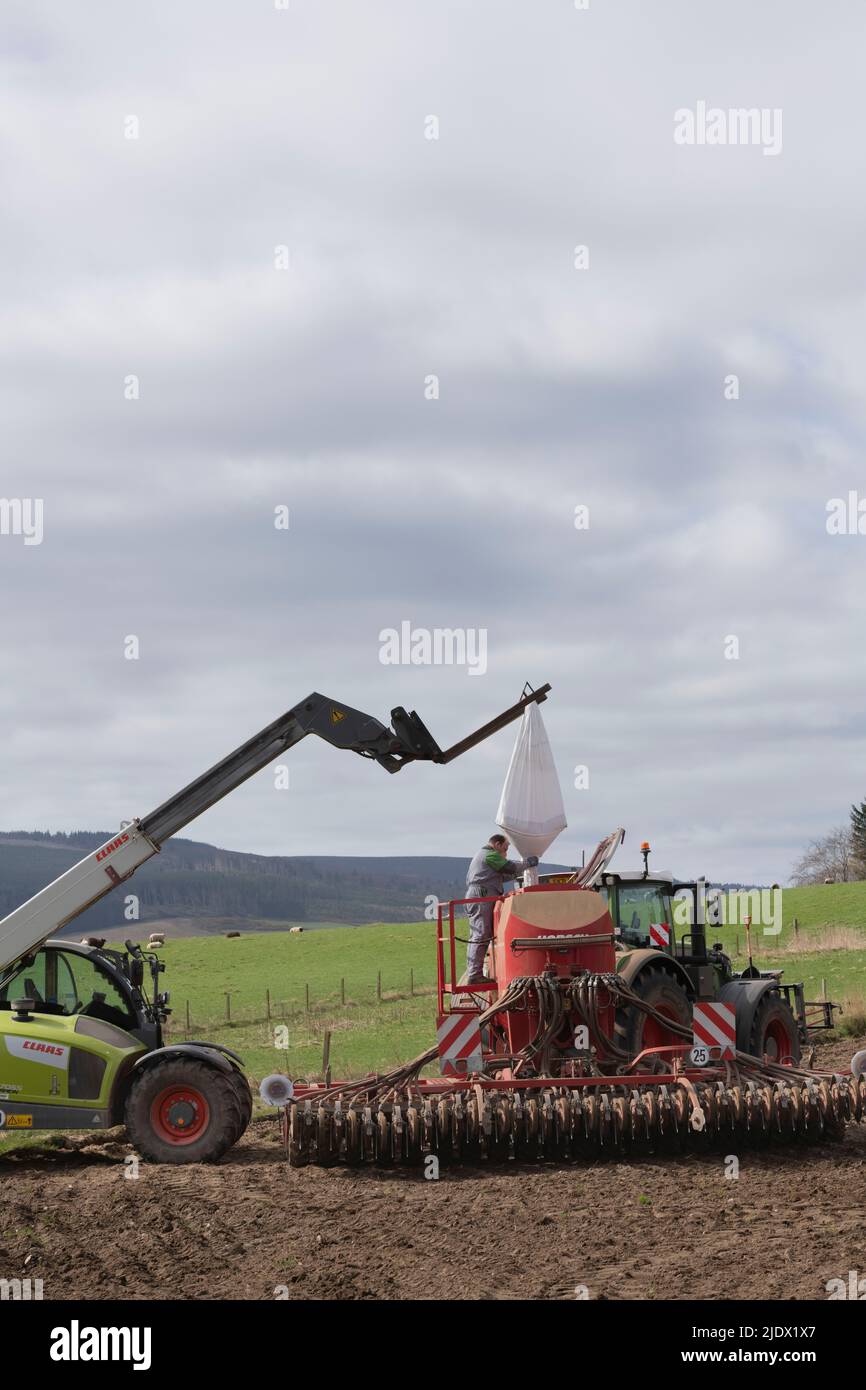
748, 993, 801, 1065
226, 1067, 253, 1140
616, 966, 692, 1064
125, 1058, 246, 1164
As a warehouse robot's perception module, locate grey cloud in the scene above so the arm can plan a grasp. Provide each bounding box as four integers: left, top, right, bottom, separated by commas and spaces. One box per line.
2, 0, 866, 885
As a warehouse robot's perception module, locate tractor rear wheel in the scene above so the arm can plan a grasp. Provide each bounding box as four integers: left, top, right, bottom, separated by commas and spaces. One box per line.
125, 1058, 246, 1163
748, 993, 801, 1065
616, 966, 691, 1066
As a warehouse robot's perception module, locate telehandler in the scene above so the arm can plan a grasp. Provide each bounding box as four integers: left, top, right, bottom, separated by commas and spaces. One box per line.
0, 684, 550, 1161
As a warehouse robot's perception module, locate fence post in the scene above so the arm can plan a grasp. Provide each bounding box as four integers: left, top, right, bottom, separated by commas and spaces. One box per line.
341, 977, 345, 1006
377, 971, 382, 1001
305, 982, 310, 1012
224, 992, 231, 1023
185, 1000, 190, 1034
410, 968, 414, 996
322, 1029, 332, 1086
266, 988, 271, 1020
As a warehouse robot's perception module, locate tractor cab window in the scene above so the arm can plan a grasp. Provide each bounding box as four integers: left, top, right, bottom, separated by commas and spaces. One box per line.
0, 948, 135, 1032
609, 884, 674, 949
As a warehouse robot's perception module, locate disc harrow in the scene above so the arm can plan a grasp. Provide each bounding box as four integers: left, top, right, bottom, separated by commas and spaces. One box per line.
286, 1071, 866, 1168
279, 970, 865, 1168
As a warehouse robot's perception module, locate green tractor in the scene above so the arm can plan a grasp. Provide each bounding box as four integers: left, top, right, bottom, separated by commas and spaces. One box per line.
0, 937, 250, 1161
594, 845, 834, 1065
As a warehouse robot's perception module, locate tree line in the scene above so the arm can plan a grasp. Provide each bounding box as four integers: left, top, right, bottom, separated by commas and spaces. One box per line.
791, 800, 866, 885
0, 832, 468, 927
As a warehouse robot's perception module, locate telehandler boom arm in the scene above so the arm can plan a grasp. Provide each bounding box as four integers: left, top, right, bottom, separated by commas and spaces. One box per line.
0, 683, 550, 971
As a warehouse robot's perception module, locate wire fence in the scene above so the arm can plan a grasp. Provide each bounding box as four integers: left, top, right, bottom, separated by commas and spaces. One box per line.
164, 968, 436, 1039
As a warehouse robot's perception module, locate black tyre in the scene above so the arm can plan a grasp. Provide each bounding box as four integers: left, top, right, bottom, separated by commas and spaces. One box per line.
226, 1067, 253, 1141
124, 1058, 245, 1164
616, 966, 692, 1064
747, 993, 801, 1065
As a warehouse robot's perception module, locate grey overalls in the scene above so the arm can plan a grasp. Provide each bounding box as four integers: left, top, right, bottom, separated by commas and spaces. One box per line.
464, 845, 528, 978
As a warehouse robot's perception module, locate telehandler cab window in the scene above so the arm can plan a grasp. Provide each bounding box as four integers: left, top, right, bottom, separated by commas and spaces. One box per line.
0, 951, 49, 1008
0, 949, 135, 1030
53, 952, 136, 1031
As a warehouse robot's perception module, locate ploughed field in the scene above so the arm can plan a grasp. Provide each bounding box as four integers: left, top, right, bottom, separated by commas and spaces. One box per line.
2, 1032, 865, 1303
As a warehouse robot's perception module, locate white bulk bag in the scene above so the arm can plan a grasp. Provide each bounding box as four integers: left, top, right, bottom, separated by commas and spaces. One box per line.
496, 701, 567, 860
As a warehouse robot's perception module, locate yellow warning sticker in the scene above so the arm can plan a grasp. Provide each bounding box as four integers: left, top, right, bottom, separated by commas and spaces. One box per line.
330, 708, 346, 724
6, 1114, 32, 1128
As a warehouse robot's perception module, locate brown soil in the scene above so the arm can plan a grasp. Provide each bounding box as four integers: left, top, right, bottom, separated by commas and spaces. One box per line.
2, 1035, 865, 1302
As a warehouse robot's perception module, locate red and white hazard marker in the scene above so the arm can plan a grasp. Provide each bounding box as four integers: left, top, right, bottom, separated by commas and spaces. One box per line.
437, 1012, 483, 1076
649, 922, 670, 949
692, 1001, 736, 1060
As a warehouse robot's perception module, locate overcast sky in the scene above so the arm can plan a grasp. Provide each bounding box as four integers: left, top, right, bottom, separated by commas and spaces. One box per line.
2, 1, 865, 885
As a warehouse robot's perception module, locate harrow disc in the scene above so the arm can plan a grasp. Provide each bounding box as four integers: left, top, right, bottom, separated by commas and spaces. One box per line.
581, 1092, 602, 1156
801, 1080, 825, 1143
317, 1107, 337, 1167
405, 1104, 423, 1165
514, 1096, 540, 1162
772, 1081, 797, 1144
629, 1088, 654, 1156
713, 1081, 738, 1146
345, 1108, 362, 1166
553, 1096, 573, 1160
743, 1082, 768, 1147
435, 1096, 454, 1166
461, 1093, 481, 1163
609, 1094, 628, 1156
657, 1085, 685, 1155
288, 1102, 309, 1166
375, 1108, 393, 1166
824, 1080, 848, 1140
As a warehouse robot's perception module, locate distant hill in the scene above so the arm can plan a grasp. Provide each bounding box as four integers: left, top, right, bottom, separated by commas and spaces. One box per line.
0, 831, 569, 937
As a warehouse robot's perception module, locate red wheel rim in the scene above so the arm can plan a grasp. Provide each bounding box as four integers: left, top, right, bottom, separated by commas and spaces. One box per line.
151, 1085, 210, 1144
643, 1005, 681, 1049
763, 1019, 794, 1063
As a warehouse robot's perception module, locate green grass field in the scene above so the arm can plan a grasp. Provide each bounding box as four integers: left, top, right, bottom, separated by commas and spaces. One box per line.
697, 881, 866, 1034
159, 920, 444, 1083
706, 881, 866, 946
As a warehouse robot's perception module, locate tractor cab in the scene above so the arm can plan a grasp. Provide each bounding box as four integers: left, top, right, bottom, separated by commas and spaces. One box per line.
541, 840, 685, 956
596, 841, 711, 965
598, 871, 677, 951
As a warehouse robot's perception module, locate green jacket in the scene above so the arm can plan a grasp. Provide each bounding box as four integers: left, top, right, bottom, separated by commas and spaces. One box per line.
466, 845, 527, 894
